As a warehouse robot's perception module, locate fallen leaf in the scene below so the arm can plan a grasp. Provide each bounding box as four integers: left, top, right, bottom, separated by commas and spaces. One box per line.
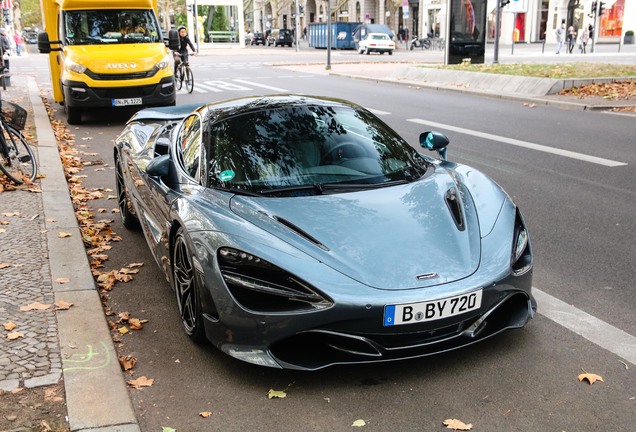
199, 411, 213, 418
352, 419, 366, 427
55, 277, 70, 284
128, 318, 144, 330
267, 389, 287, 399
58, 232, 72, 238
118, 326, 129, 335
20, 302, 51, 311
443, 419, 473, 430
118, 355, 137, 371
3, 321, 17, 331
8, 331, 24, 340
55, 300, 73, 310
0, 262, 14, 269
161, 428, 176, 432
128, 376, 154, 389
1, 212, 20, 217
578, 372, 604, 385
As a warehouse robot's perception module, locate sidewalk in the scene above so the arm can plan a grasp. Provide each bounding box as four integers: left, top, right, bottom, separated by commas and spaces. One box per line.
0, 76, 139, 431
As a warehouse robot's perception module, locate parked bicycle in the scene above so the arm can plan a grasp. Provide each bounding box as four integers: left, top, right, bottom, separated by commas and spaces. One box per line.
410, 33, 445, 51
0, 98, 37, 184
173, 52, 194, 94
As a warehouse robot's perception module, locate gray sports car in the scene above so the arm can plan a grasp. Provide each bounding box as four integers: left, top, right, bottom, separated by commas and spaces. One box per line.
114, 95, 535, 370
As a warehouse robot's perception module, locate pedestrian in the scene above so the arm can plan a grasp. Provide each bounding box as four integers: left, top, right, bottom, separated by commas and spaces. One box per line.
555, 23, 565, 54
579, 29, 589, 53
588, 24, 594, 41
0, 29, 11, 55
13, 32, 23, 56
567, 25, 576, 53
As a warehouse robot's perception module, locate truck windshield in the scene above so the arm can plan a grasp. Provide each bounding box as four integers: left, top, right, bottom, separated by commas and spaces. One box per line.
63, 10, 161, 45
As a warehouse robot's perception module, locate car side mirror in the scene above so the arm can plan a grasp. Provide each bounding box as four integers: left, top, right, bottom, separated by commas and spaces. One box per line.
419, 131, 449, 161
167, 29, 179, 51
146, 154, 171, 178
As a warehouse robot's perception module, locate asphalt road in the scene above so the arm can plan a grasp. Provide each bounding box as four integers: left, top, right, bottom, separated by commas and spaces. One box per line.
15, 48, 636, 431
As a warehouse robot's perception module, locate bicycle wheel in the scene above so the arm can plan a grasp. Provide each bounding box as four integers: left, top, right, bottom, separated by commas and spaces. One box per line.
175, 66, 183, 91
0, 124, 37, 184
184, 66, 194, 94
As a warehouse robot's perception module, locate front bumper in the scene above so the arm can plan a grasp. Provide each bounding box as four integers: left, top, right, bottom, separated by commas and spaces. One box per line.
62, 76, 176, 109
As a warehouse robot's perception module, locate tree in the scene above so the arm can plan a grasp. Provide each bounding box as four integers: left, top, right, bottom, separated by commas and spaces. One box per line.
15, 0, 42, 30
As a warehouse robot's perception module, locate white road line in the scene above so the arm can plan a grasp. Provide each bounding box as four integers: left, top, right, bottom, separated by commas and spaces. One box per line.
407, 118, 627, 167
367, 109, 391, 115
534, 288, 636, 366
232, 79, 289, 92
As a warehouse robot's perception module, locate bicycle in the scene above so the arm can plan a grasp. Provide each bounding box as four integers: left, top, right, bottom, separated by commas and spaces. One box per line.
0, 98, 37, 185
173, 52, 194, 94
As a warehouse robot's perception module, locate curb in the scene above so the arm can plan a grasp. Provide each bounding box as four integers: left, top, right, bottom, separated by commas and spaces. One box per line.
327, 71, 634, 111
26, 76, 140, 432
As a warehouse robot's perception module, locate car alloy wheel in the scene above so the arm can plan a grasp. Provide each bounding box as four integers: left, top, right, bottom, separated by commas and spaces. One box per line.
172, 228, 206, 342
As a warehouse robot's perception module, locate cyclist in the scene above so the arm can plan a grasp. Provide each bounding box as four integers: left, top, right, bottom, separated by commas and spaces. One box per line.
175, 25, 196, 70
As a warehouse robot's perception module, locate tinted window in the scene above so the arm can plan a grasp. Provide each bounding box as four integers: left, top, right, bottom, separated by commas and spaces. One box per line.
208, 104, 428, 195
63, 9, 161, 45
179, 115, 202, 181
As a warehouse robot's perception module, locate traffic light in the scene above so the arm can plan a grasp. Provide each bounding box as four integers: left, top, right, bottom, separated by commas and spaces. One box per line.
2, 8, 9, 24
598, 1, 606, 16
500, 0, 510, 7
591, 1, 597, 13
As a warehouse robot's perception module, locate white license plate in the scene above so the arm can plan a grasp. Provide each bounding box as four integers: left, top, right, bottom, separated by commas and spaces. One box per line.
112, 98, 142, 107
383, 290, 483, 326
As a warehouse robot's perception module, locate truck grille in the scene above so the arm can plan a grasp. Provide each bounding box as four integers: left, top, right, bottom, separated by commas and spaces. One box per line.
85, 68, 158, 81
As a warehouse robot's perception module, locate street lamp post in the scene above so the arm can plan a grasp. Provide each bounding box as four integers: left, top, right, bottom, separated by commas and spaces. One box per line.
326, 0, 331, 70
295, 0, 300, 53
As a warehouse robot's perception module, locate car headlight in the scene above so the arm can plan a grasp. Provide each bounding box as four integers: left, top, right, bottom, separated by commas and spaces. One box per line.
65, 59, 87, 74
155, 54, 172, 70
218, 247, 333, 313
511, 209, 532, 275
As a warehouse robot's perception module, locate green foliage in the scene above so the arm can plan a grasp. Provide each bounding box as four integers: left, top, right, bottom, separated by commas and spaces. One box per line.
17, 0, 42, 29
435, 63, 636, 79
625, 30, 634, 36
211, 6, 229, 31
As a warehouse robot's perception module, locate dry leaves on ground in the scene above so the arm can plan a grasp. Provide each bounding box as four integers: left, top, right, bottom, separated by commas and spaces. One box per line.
443, 418, 473, 430
127, 376, 154, 389
578, 369, 604, 385
20, 302, 51, 311
559, 80, 635, 100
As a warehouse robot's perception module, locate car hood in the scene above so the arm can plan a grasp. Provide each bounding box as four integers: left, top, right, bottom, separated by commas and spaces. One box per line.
65, 44, 168, 74
229, 172, 483, 290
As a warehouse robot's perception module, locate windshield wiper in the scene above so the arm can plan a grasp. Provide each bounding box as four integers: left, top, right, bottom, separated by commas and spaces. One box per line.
322, 179, 410, 190
258, 184, 325, 195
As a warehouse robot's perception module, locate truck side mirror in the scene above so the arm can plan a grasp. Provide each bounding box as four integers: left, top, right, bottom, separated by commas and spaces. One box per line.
167, 29, 179, 51
38, 32, 51, 53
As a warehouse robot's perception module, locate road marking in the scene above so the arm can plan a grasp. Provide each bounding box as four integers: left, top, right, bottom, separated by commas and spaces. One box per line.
534, 287, 636, 366
407, 118, 627, 167
367, 109, 391, 116
233, 79, 288, 92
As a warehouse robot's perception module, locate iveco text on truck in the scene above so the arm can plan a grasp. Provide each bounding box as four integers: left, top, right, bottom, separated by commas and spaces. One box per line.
38, 0, 178, 124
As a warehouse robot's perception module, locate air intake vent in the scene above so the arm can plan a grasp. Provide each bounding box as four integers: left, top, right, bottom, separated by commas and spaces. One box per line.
273, 216, 330, 251
445, 188, 465, 231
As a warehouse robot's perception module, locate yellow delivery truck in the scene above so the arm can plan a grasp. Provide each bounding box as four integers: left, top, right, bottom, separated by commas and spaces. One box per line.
38, 0, 178, 124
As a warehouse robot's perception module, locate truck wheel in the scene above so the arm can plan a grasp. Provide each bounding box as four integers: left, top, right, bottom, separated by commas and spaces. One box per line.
66, 106, 81, 125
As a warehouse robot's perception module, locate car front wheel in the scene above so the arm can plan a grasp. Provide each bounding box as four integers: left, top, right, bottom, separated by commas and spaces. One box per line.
115, 157, 139, 229
172, 228, 206, 342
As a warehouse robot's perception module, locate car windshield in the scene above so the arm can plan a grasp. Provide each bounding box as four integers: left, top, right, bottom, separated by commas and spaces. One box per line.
63, 10, 161, 45
208, 104, 429, 196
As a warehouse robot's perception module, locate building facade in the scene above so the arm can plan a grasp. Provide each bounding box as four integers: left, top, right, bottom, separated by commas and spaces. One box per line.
244, 0, 634, 45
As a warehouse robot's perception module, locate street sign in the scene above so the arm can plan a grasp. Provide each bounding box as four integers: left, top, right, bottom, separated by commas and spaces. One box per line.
504, 0, 528, 13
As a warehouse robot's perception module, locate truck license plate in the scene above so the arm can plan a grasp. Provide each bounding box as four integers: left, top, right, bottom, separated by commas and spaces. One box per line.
383, 290, 483, 326
112, 98, 142, 107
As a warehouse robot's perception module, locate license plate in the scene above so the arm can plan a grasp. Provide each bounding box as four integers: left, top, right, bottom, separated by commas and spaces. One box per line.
383, 290, 483, 326
112, 98, 142, 107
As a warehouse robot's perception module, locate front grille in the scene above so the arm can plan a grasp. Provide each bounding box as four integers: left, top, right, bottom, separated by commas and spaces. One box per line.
85, 68, 158, 81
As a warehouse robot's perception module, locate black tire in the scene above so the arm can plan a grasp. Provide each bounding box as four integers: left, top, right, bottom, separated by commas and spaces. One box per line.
175, 66, 183, 91
66, 106, 81, 125
410, 43, 414, 50
365, 47, 370, 55
389, 50, 393, 55
184, 67, 194, 94
172, 228, 206, 342
423, 39, 432, 50
0, 124, 37, 184
114, 156, 139, 229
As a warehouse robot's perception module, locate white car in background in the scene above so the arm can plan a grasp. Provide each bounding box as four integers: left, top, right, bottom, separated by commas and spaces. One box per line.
358, 33, 395, 55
